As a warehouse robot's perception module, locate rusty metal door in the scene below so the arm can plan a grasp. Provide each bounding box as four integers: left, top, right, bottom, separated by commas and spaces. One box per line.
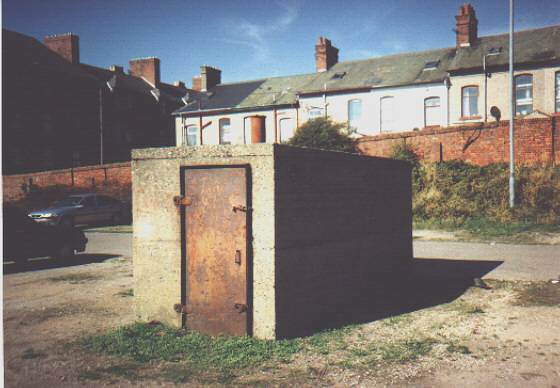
183, 166, 250, 336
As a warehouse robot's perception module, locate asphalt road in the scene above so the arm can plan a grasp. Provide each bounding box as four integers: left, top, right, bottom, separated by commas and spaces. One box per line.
82, 232, 559, 281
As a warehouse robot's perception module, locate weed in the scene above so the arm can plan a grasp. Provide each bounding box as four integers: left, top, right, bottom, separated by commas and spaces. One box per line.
514, 282, 560, 307
305, 326, 353, 355
381, 314, 413, 327
446, 344, 472, 354
116, 288, 134, 297
21, 348, 47, 359
446, 299, 485, 314
49, 273, 100, 284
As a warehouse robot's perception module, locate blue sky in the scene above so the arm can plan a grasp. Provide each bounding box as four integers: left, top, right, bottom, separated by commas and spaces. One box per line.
3, 0, 560, 85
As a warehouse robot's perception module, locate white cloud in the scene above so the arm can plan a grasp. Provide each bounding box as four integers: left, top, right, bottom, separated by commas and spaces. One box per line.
223, 1, 300, 63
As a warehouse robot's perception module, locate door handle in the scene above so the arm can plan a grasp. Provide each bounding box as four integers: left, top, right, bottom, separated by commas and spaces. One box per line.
234, 303, 247, 313
235, 250, 242, 265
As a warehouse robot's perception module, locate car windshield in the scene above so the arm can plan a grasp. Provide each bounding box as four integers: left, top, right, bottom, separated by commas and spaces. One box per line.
53, 197, 84, 207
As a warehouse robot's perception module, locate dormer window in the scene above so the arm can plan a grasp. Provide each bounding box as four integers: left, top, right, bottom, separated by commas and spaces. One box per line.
423, 60, 440, 71
331, 72, 347, 80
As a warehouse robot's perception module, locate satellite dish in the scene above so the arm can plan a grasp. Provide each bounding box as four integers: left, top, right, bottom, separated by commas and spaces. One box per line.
151, 88, 160, 102
490, 106, 501, 123
182, 92, 191, 105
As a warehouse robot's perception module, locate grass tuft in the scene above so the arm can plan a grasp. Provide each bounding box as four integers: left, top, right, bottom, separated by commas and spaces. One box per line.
49, 273, 100, 284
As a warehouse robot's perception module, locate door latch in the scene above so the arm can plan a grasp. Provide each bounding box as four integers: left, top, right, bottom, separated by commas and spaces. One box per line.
234, 303, 248, 313
232, 205, 251, 213
235, 250, 242, 265
174, 195, 193, 207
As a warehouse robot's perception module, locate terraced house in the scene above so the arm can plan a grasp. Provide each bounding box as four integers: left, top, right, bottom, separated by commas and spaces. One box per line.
174, 3, 560, 146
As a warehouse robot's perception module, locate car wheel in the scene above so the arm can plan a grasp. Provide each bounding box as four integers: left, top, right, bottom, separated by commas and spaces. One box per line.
60, 216, 74, 227
53, 243, 75, 259
111, 212, 123, 225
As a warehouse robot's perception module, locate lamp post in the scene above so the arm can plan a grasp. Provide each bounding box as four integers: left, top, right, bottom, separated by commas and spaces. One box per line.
483, 49, 502, 122
509, 0, 515, 208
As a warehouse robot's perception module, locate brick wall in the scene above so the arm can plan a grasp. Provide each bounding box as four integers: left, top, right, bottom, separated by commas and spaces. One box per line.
3, 162, 131, 203
356, 116, 559, 165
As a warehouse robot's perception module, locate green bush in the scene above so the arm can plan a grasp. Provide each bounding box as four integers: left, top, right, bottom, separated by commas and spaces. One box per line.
288, 117, 355, 153
413, 162, 560, 226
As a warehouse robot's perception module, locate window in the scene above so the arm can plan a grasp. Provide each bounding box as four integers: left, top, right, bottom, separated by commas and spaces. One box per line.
279, 118, 295, 142
556, 71, 560, 112
380, 96, 396, 132
462, 86, 479, 117
424, 97, 441, 127
308, 108, 322, 119
423, 60, 440, 71
219, 118, 232, 144
347, 99, 362, 131
183, 125, 199, 146
515, 74, 533, 115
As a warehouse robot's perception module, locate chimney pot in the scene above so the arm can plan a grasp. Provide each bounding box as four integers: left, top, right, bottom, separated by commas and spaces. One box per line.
109, 65, 124, 74
44, 33, 80, 64
315, 36, 339, 72
192, 75, 202, 91
128, 57, 161, 87
455, 3, 478, 48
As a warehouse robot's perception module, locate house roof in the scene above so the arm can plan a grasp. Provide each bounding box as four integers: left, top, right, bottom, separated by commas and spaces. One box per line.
2, 28, 97, 83
448, 24, 560, 72
174, 24, 559, 116
79, 63, 189, 104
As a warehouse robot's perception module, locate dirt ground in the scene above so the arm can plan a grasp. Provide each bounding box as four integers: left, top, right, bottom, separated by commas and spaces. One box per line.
3, 254, 560, 387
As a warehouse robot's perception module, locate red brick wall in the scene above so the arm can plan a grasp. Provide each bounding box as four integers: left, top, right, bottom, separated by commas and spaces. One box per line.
3, 162, 131, 202
356, 116, 559, 166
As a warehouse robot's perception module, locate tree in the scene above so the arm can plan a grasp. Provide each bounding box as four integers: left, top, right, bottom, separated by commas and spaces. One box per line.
288, 117, 356, 153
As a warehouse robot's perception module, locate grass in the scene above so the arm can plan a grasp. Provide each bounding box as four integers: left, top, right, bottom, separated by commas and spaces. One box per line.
79, 322, 303, 382
414, 218, 560, 244
21, 348, 47, 360
49, 273, 100, 284
444, 299, 485, 315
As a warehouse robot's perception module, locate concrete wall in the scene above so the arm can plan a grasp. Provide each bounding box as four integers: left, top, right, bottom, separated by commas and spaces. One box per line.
132, 145, 277, 339
273, 146, 412, 338
356, 116, 560, 166
449, 66, 560, 124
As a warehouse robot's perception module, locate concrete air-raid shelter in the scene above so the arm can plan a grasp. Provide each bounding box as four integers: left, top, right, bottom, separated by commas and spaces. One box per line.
132, 144, 412, 339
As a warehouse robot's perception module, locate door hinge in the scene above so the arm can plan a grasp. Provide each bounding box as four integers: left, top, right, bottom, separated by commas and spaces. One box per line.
232, 205, 251, 213
174, 303, 192, 315
234, 303, 248, 313
174, 195, 193, 207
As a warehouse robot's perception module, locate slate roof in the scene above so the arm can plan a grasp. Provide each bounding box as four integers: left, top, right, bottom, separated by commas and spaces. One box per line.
3, 28, 189, 104
174, 24, 559, 116
2, 29, 97, 82
449, 25, 560, 72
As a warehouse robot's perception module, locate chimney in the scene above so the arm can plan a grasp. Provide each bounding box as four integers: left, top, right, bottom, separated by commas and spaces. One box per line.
315, 36, 339, 72
455, 3, 478, 48
174, 80, 186, 88
192, 76, 202, 91
109, 65, 124, 74
129, 57, 161, 87
200, 65, 221, 92
44, 33, 80, 64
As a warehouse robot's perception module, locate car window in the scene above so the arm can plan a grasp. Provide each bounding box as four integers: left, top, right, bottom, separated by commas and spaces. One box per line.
53, 196, 83, 207
81, 197, 96, 207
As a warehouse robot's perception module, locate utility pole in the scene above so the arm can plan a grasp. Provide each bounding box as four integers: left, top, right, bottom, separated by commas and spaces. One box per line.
509, 0, 515, 208
99, 87, 104, 165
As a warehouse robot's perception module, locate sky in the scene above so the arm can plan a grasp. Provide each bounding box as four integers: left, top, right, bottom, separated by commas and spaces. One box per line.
3, 0, 560, 85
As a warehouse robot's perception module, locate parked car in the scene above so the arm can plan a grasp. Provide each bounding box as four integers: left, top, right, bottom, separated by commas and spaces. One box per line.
28, 193, 125, 227
3, 206, 88, 261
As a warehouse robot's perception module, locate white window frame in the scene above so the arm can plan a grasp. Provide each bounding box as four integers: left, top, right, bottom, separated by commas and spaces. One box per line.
183, 124, 199, 146
515, 74, 533, 116
308, 108, 322, 119
424, 96, 441, 127
380, 96, 395, 132
347, 99, 362, 132
461, 86, 479, 117
219, 118, 232, 144
279, 118, 295, 143
555, 71, 560, 113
